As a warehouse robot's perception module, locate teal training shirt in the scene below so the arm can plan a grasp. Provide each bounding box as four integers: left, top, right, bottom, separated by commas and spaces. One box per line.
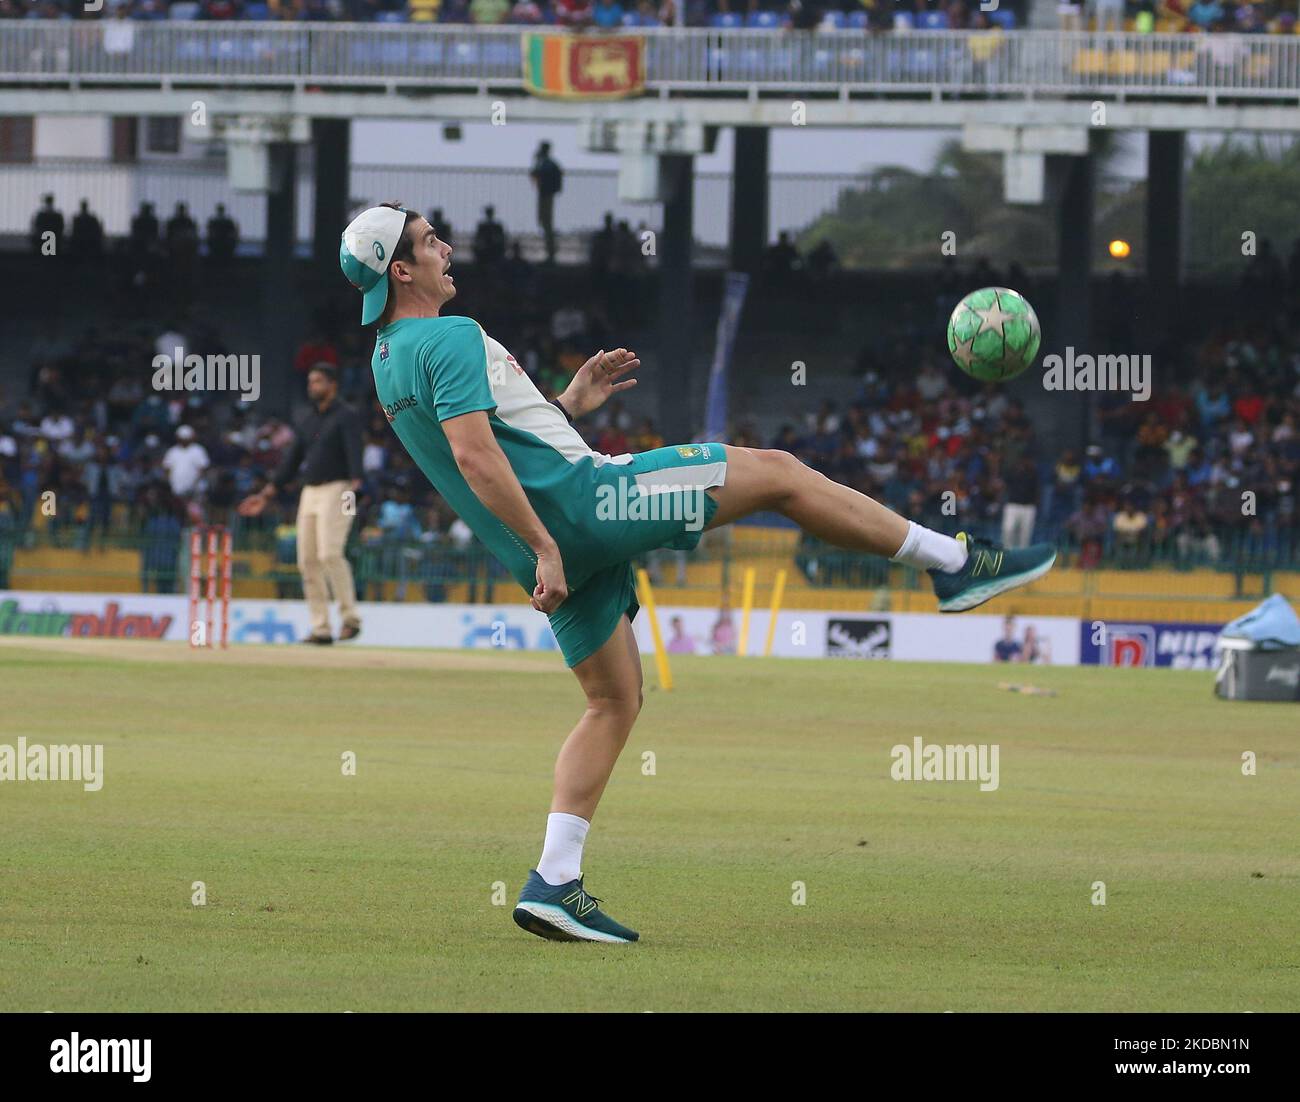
373, 315, 622, 591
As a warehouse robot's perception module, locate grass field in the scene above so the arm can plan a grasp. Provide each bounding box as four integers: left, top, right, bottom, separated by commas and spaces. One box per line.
1, 637, 1296, 1012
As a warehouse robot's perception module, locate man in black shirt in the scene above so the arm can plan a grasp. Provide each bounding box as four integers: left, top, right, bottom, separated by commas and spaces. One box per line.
1000, 454, 1040, 550
239, 365, 364, 643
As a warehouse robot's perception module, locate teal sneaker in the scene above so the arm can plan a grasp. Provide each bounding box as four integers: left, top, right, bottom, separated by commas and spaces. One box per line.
929, 532, 1056, 613
512, 871, 640, 944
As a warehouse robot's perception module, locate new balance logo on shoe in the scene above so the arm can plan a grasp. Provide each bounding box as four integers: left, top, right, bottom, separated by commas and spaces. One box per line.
562, 888, 598, 917
970, 549, 1004, 577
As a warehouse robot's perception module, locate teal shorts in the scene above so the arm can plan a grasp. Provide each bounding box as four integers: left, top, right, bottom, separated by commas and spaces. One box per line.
548, 442, 727, 667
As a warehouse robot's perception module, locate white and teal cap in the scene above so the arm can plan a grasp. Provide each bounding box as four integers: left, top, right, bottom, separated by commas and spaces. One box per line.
339, 205, 410, 325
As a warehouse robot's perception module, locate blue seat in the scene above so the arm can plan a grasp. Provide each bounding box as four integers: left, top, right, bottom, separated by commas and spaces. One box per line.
988, 10, 1016, 28
176, 36, 207, 61
245, 2, 270, 19
449, 41, 480, 68
710, 13, 743, 28
847, 11, 868, 28
819, 10, 845, 28
169, 2, 200, 18
919, 11, 948, 29
482, 41, 520, 67
746, 10, 781, 27
892, 11, 914, 29
349, 42, 380, 66
621, 11, 641, 25
376, 9, 409, 21
412, 40, 444, 65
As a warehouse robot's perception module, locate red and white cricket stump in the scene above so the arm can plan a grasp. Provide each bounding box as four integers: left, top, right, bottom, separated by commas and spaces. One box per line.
188, 524, 232, 649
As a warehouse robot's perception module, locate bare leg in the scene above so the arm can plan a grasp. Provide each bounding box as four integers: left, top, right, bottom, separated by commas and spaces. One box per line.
705, 445, 909, 558
552, 615, 643, 822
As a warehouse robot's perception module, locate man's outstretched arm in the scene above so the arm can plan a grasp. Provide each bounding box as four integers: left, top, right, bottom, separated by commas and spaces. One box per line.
442, 409, 568, 613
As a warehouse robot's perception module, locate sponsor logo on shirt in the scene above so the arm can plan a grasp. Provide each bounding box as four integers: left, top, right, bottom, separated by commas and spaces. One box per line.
378, 340, 389, 361
383, 394, 417, 423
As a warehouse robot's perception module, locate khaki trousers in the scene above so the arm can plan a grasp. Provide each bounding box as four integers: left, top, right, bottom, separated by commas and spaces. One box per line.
296, 480, 359, 637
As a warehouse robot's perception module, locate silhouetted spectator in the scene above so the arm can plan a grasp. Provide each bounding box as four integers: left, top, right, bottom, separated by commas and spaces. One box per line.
429, 207, 452, 244
129, 201, 160, 258
590, 212, 615, 284
762, 232, 802, 279
165, 202, 200, 261
207, 203, 239, 263
529, 141, 564, 264
473, 205, 507, 267
69, 199, 104, 260
807, 239, 839, 280
30, 194, 64, 255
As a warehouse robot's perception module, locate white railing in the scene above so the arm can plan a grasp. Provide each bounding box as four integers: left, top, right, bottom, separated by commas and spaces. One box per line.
1, 24, 1298, 97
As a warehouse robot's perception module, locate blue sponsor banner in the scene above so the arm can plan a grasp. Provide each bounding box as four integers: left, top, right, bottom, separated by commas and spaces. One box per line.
702, 271, 749, 441
1079, 620, 1224, 669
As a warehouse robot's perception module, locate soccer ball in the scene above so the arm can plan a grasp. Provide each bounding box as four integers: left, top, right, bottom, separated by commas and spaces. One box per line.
946, 287, 1041, 382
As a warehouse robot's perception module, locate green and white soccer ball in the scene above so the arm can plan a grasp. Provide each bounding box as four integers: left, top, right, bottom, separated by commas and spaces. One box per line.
946, 286, 1041, 382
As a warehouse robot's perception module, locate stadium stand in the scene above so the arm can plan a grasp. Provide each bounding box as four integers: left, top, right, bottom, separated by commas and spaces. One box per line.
7, 0, 1298, 33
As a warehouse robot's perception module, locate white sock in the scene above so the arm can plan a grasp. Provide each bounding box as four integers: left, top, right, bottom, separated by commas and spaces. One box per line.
536, 812, 590, 886
891, 521, 968, 573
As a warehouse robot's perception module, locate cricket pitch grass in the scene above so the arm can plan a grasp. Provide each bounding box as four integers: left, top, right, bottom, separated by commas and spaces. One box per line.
1, 637, 1296, 1012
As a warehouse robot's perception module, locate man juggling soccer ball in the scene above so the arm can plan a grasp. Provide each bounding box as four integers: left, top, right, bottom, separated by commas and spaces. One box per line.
341, 204, 1056, 944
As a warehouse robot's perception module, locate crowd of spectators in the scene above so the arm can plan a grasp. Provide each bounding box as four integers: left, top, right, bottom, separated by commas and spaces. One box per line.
741, 312, 1300, 577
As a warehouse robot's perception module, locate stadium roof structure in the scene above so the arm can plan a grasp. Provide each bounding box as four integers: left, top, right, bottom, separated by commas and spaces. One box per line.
7, 25, 1300, 207
3, 24, 1300, 129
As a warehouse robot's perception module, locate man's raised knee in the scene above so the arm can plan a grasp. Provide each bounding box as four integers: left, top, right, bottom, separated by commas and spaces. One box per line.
755, 448, 804, 509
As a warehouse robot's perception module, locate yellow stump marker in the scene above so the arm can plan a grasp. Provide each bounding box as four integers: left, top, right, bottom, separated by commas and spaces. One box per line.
763, 569, 787, 657
737, 567, 756, 657
635, 568, 673, 692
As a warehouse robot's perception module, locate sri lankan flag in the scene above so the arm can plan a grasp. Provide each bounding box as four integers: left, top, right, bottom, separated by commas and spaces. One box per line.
522, 33, 645, 101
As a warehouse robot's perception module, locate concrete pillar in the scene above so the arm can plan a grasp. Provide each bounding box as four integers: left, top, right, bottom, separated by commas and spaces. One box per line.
729, 127, 768, 274
1054, 151, 1094, 448
312, 118, 351, 267
657, 153, 694, 442
262, 142, 299, 413
1146, 130, 1185, 344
